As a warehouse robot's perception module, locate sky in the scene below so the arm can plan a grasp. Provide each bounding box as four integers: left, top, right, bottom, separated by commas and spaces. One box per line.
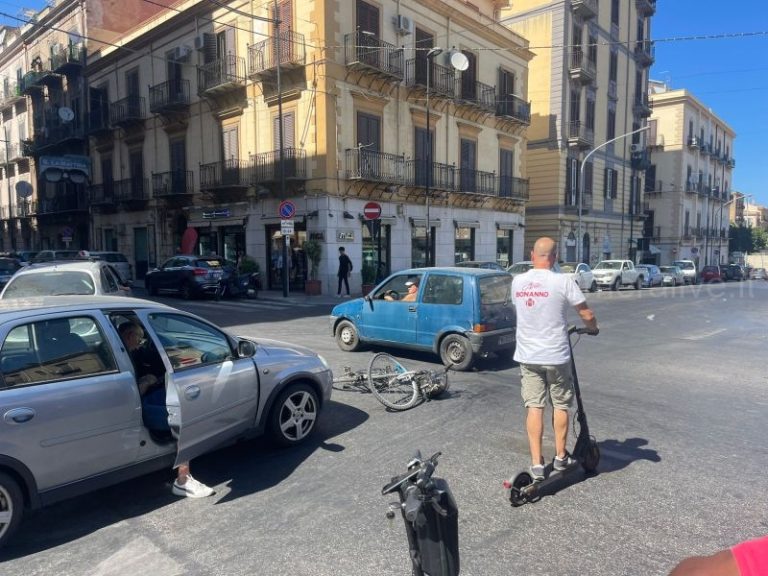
1, 0, 766, 206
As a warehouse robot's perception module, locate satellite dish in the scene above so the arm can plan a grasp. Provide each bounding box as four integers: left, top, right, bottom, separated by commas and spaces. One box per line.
15, 181, 33, 199
58, 107, 75, 122
449, 51, 469, 72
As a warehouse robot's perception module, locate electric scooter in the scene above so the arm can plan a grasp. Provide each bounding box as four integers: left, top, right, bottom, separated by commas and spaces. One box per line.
503, 326, 600, 507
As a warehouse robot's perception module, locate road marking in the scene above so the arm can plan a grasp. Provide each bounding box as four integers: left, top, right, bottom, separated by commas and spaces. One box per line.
683, 328, 727, 340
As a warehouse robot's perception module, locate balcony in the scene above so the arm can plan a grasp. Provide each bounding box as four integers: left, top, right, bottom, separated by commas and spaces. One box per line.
406, 160, 457, 192
572, 0, 598, 20
114, 177, 149, 209
249, 30, 307, 80
197, 55, 247, 96
89, 183, 116, 211
634, 40, 655, 67
728, 157, 736, 169
343, 32, 404, 82
567, 120, 594, 148
32, 188, 88, 215
631, 149, 651, 171
345, 148, 405, 184
700, 142, 711, 156
20, 71, 46, 95
498, 176, 529, 201
496, 93, 531, 125
110, 96, 146, 127
3, 144, 24, 163
633, 93, 652, 117
33, 112, 86, 153
51, 43, 85, 75
0, 83, 24, 109
635, 0, 656, 16
687, 136, 701, 149
405, 58, 457, 99
568, 49, 596, 84
8, 202, 33, 219
457, 79, 496, 115
457, 168, 497, 195
153, 170, 194, 199
253, 148, 307, 183
149, 80, 190, 115
200, 159, 253, 203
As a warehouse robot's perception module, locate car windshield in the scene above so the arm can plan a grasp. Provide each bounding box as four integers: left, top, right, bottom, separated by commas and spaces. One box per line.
479, 275, 512, 305
659, 267, 675, 273
195, 259, 224, 269
559, 263, 577, 273
2, 271, 96, 297
674, 261, 694, 270
508, 263, 532, 274
636, 266, 649, 271
102, 253, 128, 263
594, 262, 621, 270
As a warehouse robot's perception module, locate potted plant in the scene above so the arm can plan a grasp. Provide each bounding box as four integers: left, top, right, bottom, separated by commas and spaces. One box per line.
303, 238, 323, 295
361, 261, 376, 296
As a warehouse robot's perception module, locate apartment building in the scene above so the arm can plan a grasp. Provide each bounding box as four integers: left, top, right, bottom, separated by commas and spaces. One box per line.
0, 0, 533, 293
499, 0, 656, 264
644, 82, 736, 267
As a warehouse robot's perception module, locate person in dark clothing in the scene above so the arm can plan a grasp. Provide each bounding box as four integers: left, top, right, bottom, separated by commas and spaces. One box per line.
337, 246, 353, 297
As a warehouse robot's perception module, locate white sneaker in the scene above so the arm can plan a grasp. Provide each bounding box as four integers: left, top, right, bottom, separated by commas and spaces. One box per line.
172, 475, 215, 498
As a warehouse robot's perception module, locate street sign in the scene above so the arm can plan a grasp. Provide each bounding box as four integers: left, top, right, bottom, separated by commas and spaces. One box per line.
278, 200, 296, 219
363, 201, 382, 220
281, 219, 294, 236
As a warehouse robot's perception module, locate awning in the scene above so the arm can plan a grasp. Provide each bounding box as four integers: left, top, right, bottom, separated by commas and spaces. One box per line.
39, 155, 91, 183
496, 222, 520, 231
454, 220, 480, 229
409, 218, 441, 228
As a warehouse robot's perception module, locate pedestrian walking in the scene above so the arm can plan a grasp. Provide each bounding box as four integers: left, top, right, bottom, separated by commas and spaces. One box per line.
337, 247, 353, 297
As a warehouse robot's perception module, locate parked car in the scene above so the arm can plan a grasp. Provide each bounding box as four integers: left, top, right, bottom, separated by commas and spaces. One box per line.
331, 267, 516, 371
750, 267, 766, 280
592, 260, 642, 290
1, 251, 37, 266
507, 261, 561, 279
673, 260, 698, 285
700, 265, 723, 283
635, 264, 663, 288
31, 249, 80, 263
720, 263, 745, 282
145, 255, 227, 299
0, 257, 22, 289
659, 265, 685, 287
454, 260, 508, 272
559, 262, 597, 292
0, 295, 333, 548
0, 261, 132, 299
87, 251, 132, 283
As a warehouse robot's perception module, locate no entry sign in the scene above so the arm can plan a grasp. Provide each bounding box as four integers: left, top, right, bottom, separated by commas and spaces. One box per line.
363, 201, 382, 220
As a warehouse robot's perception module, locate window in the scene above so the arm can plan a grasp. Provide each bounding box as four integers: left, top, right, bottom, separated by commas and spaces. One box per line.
356, 111, 381, 178
414, 126, 432, 187
496, 229, 513, 268
497, 69, 515, 116
411, 225, 433, 268
423, 274, 463, 305
570, 88, 581, 123
584, 161, 593, 197
454, 226, 475, 263
147, 314, 233, 370
459, 139, 477, 192
609, 51, 618, 82
356, 0, 379, 36
588, 31, 597, 66
272, 111, 295, 149
100, 266, 120, 293
499, 149, 514, 197
0, 317, 116, 388
169, 138, 187, 193
565, 157, 579, 206
607, 106, 616, 141
362, 221, 390, 282
611, 0, 620, 26
460, 51, 477, 101
586, 95, 595, 131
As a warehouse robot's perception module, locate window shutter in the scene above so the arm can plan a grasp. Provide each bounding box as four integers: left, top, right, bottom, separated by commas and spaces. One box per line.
273, 112, 295, 149
222, 126, 238, 161
203, 33, 217, 63
611, 169, 618, 199
584, 161, 593, 195
356, 1, 379, 36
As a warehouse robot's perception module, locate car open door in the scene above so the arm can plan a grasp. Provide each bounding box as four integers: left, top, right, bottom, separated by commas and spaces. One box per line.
144, 313, 259, 467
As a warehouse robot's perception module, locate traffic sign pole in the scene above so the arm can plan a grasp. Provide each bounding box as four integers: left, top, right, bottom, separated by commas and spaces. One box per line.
278, 202, 296, 298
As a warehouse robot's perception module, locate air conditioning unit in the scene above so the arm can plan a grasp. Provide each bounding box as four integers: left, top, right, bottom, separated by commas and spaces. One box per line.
394, 14, 414, 35
630, 143, 644, 154
194, 34, 206, 51
171, 45, 193, 61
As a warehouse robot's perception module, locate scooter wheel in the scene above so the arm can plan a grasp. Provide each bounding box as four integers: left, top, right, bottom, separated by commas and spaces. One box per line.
582, 439, 600, 473
508, 472, 536, 507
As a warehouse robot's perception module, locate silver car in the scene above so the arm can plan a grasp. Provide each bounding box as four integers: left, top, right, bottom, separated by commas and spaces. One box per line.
659, 265, 685, 286
0, 260, 132, 299
0, 296, 333, 548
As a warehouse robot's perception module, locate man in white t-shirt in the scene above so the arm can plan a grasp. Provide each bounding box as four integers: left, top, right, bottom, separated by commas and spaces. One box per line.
511, 237, 598, 481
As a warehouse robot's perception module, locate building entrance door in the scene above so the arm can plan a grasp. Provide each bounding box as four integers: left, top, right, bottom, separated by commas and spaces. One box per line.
265, 223, 307, 291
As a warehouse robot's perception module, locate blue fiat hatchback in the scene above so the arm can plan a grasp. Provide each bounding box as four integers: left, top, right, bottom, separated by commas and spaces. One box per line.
330, 267, 516, 371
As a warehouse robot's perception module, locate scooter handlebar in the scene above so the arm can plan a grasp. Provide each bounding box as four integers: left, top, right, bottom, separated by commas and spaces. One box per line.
403, 485, 422, 522
568, 325, 599, 336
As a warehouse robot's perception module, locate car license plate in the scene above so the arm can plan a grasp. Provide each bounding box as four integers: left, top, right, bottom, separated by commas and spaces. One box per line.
498, 334, 515, 346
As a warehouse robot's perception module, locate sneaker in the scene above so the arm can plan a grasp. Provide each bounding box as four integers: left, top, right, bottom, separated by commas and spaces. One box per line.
172, 475, 215, 498
529, 463, 546, 482
553, 451, 577, 471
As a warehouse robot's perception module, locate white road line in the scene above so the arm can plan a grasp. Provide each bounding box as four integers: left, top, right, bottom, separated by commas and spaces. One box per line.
683, 328, 727, 340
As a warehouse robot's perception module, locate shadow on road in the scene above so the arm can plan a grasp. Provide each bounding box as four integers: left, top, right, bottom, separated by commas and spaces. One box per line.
3, 400, 367, 559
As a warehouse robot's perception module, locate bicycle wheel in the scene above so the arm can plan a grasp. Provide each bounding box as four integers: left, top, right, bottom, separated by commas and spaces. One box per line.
367, 353, 420, 411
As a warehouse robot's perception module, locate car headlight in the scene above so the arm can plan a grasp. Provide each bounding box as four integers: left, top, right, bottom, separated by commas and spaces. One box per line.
317, 354, 331, 371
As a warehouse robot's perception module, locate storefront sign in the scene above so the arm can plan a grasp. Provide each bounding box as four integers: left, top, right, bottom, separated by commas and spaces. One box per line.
202, 209, 231, 219
337, 231, 354, 241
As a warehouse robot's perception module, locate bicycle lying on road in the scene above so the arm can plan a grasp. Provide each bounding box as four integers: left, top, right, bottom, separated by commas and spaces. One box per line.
333, 353, 450, 411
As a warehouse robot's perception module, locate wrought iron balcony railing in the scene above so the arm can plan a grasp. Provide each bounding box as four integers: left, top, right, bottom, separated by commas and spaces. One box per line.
115, 177, 149, 202
200, 158, 253, 189
149, 79, 190, 113
572, 0, 598, 19
89, 183, 115, 205
634, 40, 655, 67
110, 95, 146, 125
496, 93, 531, 124
345, 149, 405, 184
458, 79, 496, 113
253, 148, 307, 182
568, 120, 594, 147
569, 49, 596, 84
153, 170, 194, 197
343, 31, 404, 81
498, 176, 530, 201
248, 30, 306, 77
405, 58, 457, 98
50, 43, 85, 74
635, 0, 657, 16
197, 55, 246, 94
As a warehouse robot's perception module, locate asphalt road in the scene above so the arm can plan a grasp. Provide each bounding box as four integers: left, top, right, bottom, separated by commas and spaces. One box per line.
3, 281, 768, 575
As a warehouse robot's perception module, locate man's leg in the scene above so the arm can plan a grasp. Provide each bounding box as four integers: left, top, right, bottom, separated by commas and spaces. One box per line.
548, 363, 575, 460
526, 407, 544, 465
344, 275, 350, 295
520, 364, 547, 467
553, 407, 569, 458
337, 276, 342, 295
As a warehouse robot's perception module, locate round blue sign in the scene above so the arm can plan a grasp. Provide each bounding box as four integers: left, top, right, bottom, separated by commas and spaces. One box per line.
279, 200, 296, 219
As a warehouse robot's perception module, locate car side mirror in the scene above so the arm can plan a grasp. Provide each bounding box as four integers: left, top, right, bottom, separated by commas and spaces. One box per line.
238, 339, 257, 358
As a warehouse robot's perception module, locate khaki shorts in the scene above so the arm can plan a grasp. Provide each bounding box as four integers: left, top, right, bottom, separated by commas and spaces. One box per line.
520, 363, 574, 410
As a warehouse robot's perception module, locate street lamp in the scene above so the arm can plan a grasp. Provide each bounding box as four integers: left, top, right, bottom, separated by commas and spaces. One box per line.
424, 47, 442, 268
577, 125, 650, 264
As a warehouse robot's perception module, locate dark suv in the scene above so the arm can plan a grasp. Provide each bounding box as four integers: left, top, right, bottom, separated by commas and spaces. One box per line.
145, 255, 226, 299
722, 264, 745, 282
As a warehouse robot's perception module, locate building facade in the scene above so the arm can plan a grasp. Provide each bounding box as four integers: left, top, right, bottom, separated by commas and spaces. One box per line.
499, 0, 656, 264
1, 0, 534, 294
645, 82, 736, 267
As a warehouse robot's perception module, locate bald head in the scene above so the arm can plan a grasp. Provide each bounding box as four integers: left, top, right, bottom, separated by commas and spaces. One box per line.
531, 237, 557, 269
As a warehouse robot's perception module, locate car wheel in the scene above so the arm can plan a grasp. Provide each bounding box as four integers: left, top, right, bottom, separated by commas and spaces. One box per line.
589, 281, 598, 293
0, 471, 24, 550
180, 282, 194, 300
335, 320, 361, 352
146, 280, 158, 296
611, 278, 620, 291
439, 334, 474, 371
268, 383, 319, 447
634, 278, 642, 290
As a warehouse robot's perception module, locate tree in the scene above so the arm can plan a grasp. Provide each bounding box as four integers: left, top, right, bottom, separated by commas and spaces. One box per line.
752, 227, 768, 251
729, 223, 752, 253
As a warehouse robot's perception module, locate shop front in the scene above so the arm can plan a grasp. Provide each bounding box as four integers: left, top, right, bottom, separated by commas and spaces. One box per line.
265, 221, 307, 292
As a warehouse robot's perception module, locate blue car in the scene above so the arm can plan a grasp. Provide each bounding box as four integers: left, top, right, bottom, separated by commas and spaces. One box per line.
636, 264, 663, 288
330, 267, 516, 371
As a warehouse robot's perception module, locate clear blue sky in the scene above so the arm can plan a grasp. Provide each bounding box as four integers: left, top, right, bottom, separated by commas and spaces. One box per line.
652, 1, 768, 207
1, 1, 766, 206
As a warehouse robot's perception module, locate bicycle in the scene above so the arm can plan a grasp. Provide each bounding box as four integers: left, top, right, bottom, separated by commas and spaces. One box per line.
332, 352, 450, 411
